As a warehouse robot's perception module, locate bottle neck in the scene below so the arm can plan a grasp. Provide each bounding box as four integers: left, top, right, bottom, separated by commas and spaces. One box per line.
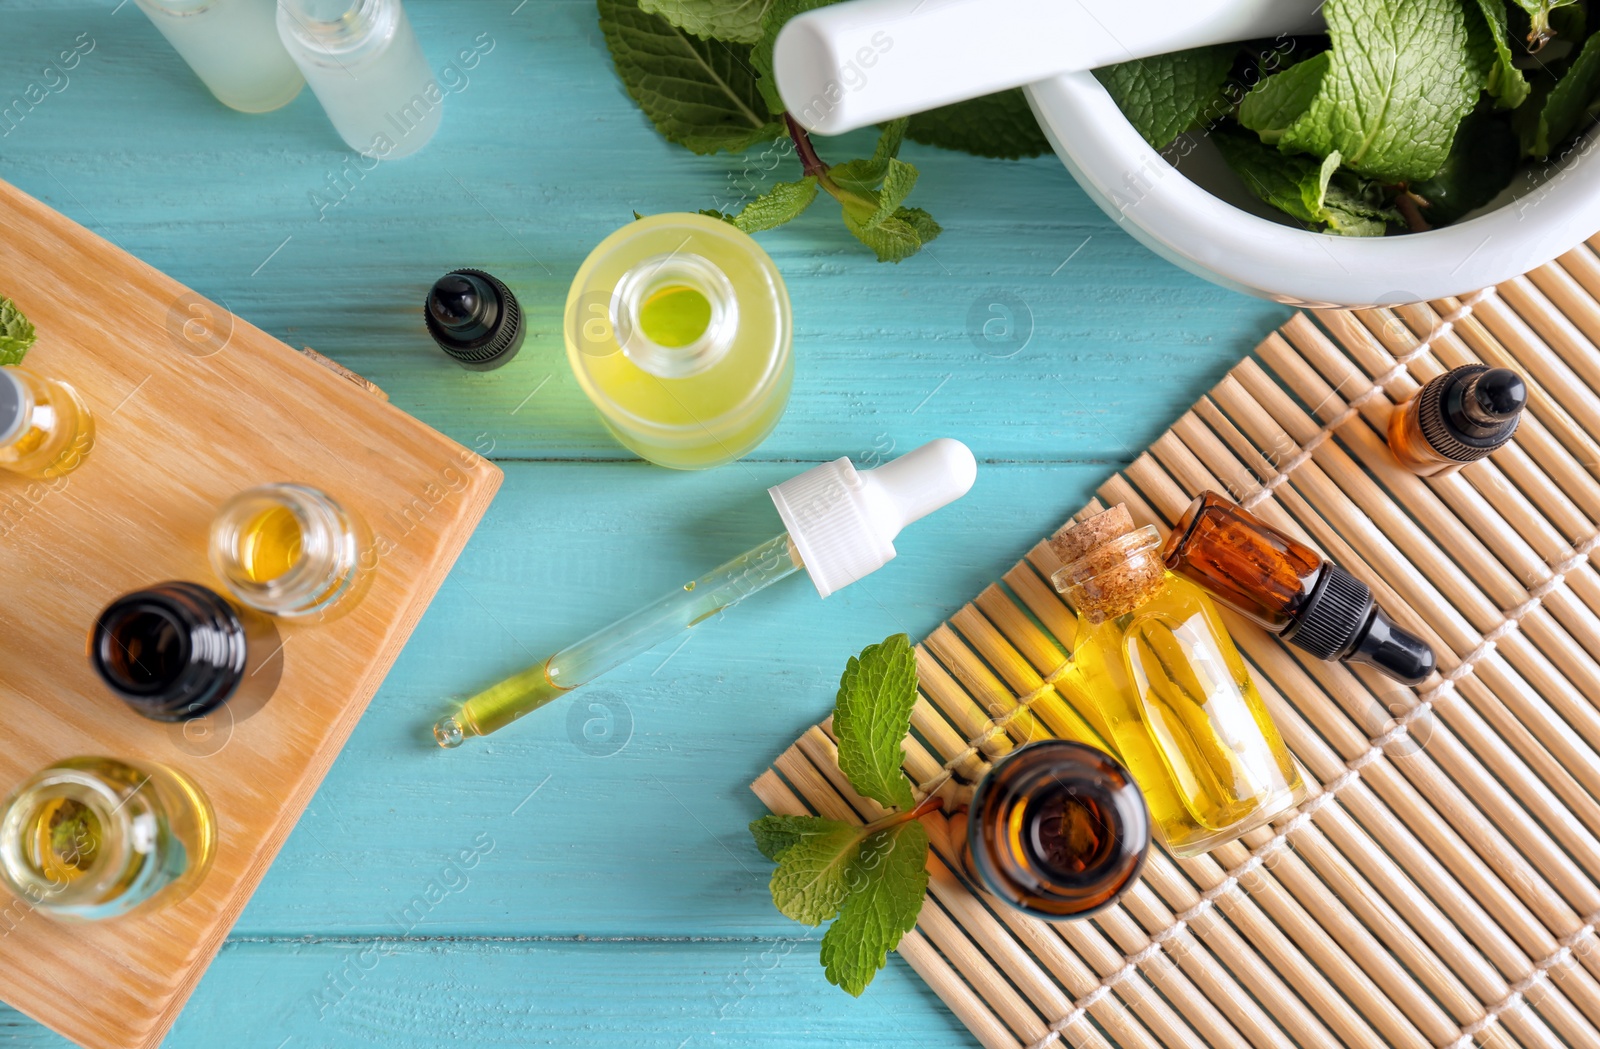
611, 252, 738, 379
278, 0, 394, 54
210, 483, 366, 617
90, 582, 251, 720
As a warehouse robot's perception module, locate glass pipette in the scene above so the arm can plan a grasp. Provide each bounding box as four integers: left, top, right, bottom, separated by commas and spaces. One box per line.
433, 438, 976, 747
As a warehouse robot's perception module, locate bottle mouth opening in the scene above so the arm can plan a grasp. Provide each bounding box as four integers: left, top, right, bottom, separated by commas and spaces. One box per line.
210, 485, 361, 616
0, 771, 136, 908
277, 0, 391, 54
94, 604, 192, 696
611, 253, 738, 379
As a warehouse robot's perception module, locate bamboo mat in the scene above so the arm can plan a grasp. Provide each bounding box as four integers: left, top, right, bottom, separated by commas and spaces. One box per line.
753, 236, 1600, 1049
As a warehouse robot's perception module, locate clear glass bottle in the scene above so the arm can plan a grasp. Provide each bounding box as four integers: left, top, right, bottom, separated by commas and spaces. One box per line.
210, 483, 370, 619
564, 213, 794, 470
89, 582, 283, 722
1051, 505, 1303, 858
962, 740, 1150, 920
277, 0, 441, 158
0, 365, 93, 479
0, 757, 215, 920
135, 0, 305, 113
1387, 364, 1527, 477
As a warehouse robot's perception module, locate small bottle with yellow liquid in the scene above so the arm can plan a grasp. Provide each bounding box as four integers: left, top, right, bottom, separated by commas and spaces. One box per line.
0, 365, 93, 479
1049, 505, 1303, 858
0, 757, 215, 920
209, 483, 370, 619
565, 213, 793, 470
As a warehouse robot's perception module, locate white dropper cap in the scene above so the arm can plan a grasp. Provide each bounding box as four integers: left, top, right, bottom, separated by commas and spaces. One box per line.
769, 438, 977, 598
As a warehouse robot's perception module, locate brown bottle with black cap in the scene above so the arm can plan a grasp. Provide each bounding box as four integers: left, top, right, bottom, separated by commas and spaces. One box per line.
1387, 364, 1527, 477
1161, 492, 1437, 686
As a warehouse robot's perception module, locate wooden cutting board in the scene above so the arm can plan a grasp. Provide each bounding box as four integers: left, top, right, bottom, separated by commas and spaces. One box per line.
0, 178, 500, 1049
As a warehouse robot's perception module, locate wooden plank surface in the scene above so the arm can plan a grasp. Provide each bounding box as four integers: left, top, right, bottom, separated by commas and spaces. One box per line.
0, 1, 1292, 1046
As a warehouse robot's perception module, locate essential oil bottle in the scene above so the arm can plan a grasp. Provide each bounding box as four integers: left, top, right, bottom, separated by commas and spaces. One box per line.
424, 269, 525, 371
134, 0, 305, 113
0, 366, 93, 479
89, 582, 282, 722
1387, 364, 1527, 476
1161, 492, 1436, 685
564, 212, 793, 470
1051, 505, 1303, 858
962, 740, 1150, 920
0, 757, 215, 920
210, 483, 371, 619
277, 0, 440, 158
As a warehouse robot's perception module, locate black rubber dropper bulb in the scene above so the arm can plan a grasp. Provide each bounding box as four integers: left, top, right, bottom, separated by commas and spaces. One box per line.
1451, 367, 1527, 437
424, 268, 525, 371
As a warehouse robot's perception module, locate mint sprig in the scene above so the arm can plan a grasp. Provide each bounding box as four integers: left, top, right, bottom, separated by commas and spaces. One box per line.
1093, 45, 1235, 149
750, 633, 934, 996
0, 298, 36, 366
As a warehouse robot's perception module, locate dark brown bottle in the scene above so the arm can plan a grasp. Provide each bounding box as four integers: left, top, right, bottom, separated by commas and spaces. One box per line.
1388, 365, 1526, 477
1162, 493, 1436, 686
963, 740, 1149, 921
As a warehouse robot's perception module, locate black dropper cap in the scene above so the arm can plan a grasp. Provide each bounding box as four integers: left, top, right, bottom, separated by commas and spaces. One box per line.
1281, 563, 1436, 685
424, 268, 525, 371
1418, 364, 1526, 463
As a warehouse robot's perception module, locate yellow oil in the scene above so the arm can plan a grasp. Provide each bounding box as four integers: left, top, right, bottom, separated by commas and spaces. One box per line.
237, 505, 303, 582
455, 657, 572, 737
1064, 575, 1302, 856
30, 796, 102, 884
565, 213, 793, 471
638, 285, 712, 347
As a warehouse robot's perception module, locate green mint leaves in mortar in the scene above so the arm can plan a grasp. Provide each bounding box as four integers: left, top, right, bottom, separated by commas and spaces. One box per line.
600, 0, 1050, 261
0, 298, 36, 366
1099, 0, 1600, 236
749, 633, 934, 996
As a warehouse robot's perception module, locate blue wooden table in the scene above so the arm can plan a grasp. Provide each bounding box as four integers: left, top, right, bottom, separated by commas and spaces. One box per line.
0, 3, 1290, 1045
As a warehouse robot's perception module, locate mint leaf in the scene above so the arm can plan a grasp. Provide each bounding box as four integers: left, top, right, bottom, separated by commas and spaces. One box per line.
1469, 0, 1532, 108
1214, 129, 1397, 236
1279, 0, 1481, 182
1411, 105, 1519, 222
729, 175, 818, 232
819, 820, 929, 996
1525, 30, 1600, 157
638, 0, 773, 44
1238, 53, 1329, 144
598, 0, 783, 155
1094, 45, 1235, 149
0, 298, 35, 365
833, 633, 919, 809
768, 817, 873, 925
750, 813, 815, 860
906, 89, 1051, 159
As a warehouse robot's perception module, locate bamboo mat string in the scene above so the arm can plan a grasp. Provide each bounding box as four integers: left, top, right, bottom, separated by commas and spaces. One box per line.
913, 660, 1075, 797
1240, 287, 1497, 511
1453, 915, 1600, 1049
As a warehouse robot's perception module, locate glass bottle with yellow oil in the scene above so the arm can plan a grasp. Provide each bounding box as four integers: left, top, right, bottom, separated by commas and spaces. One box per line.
209, 483, 371, 619
1050, 505, 1303, 858
0, 365, 93, 479
564, 213, 793, 470
0, 757, 215, 920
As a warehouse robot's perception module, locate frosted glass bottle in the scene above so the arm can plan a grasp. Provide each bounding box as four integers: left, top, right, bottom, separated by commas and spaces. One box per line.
135, 0, 305, 113
277, 0, 441, 158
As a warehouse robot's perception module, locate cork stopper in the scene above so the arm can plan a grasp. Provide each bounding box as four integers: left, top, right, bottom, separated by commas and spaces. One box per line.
1049, 505, 1167, 622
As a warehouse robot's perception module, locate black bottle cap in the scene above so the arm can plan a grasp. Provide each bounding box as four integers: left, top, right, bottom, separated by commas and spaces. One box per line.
1282, 564, 1436, 685
1418, 364, 1524, 463
424, 268, 525, 371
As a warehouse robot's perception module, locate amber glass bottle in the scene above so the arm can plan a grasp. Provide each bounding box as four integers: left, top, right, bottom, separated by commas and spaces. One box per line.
1050, 505, 1303, 858
1388, 364, 1526, 476
1162, 492, 1435, 685
963, 740, 1149, 920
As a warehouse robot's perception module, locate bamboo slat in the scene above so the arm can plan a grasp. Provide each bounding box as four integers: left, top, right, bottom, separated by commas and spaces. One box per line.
753, 238, 1600, 1048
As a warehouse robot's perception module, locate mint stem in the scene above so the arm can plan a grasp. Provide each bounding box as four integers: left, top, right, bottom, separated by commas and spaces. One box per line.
784, 113, 829, 178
